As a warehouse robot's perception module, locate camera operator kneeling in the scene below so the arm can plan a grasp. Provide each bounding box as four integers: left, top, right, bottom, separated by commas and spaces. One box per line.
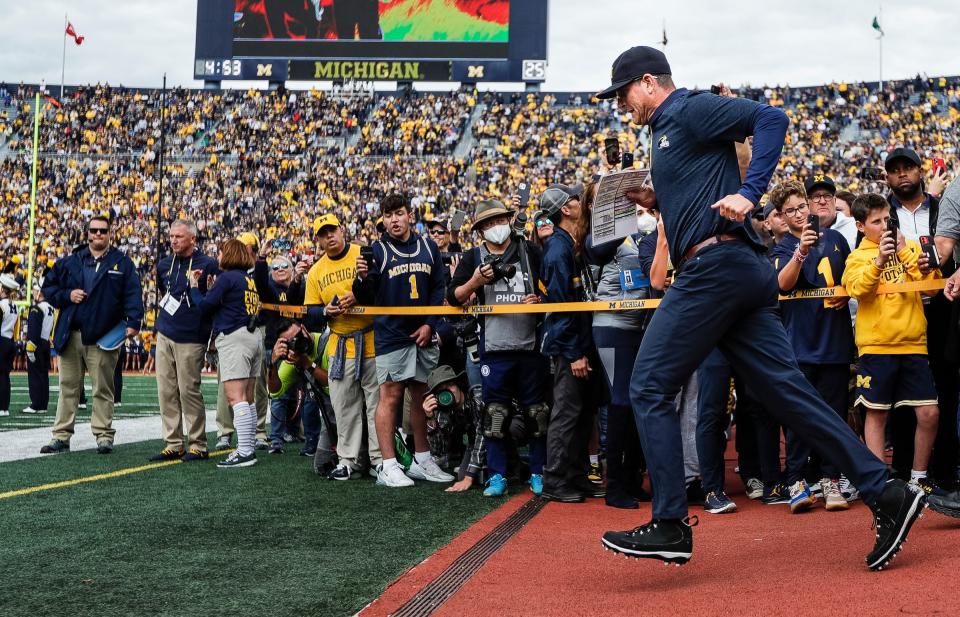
448, 199, 549, 497
266, 319, 337, 472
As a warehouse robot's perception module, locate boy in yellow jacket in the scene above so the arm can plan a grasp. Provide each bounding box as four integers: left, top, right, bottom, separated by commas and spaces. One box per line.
842, 193, 942, 495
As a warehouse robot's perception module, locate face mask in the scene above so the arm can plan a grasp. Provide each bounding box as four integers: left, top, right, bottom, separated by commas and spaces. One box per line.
637, 213, 658, 235
483, 224, 511, 245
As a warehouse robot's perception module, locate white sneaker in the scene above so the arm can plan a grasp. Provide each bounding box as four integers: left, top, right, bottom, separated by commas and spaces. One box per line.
839, 475, 860, 502
407, 457, 455, 483
78, 403, 87, 410
22, 407, 36, 414
114, 402, 122, 408
745, 477, 764, 500
215, 436, 232, 450
377, 463, 414, 487
0, 410, 8, 417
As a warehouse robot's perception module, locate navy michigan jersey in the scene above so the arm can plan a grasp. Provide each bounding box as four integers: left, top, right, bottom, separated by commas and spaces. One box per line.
354, 232, 445, 354
770, 228, 855, 364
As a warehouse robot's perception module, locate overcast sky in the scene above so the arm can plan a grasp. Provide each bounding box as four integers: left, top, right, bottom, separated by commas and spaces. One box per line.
3, 1, 959, 92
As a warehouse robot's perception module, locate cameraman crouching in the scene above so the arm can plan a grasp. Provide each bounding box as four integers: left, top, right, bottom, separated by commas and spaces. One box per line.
266, 318, 336, 469
422, 365, 486, 492
448, 199, 548, 497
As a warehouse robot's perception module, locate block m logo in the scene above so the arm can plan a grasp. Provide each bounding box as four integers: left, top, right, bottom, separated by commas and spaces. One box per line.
467, 65, 484, 79
856, 375, 872, 389
257, 63, 273, 77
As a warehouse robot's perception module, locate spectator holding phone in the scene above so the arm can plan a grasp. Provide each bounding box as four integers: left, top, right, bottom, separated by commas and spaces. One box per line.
769, 181, 856, 512
885, 148, 958, 490
844, 193, 943, 496
305, 214, 382, 480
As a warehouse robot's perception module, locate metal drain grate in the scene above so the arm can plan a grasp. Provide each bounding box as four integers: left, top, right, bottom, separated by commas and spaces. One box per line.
391, 496, 547, 617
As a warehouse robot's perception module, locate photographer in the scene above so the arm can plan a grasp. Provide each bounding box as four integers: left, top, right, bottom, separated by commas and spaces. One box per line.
255, 250, 307, 455
266, 318, 336, 473
448, 199, 548, 497
421, 365, 486, 493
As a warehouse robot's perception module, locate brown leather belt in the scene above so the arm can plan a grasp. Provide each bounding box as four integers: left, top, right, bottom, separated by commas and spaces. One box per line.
682, 233, 742, 263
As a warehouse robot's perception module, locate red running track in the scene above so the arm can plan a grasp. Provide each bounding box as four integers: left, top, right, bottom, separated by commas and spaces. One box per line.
366, 486, 960, 617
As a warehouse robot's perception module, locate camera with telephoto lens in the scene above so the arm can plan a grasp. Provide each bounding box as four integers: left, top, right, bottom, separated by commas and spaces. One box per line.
286, 331, 313, 356
448, 315, 480, 363
434, 388, 457, 414
483, 254, 516, 283
512, 211, 528, 237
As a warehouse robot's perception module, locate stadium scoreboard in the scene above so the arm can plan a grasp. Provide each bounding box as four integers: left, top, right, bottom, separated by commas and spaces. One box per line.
194, 0, 548, 83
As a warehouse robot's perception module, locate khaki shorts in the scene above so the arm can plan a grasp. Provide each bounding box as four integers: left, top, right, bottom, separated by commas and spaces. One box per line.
215, 328, 263, 381
376, 344, 439, 385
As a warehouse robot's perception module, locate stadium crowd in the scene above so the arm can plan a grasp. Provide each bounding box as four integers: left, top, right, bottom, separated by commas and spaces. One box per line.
2, 74, 960, 515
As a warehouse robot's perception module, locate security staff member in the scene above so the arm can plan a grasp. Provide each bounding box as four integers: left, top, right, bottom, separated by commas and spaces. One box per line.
594, 46, 920, 571
449, 199, 548, 498
150, 219, 219, 462
41, 215, 144, 454
24, 288, 55, 415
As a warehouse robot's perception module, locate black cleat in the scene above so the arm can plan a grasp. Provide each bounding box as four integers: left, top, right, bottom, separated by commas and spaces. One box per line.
542, 485, 586, 503
866, 479, 926, 571
40, 439, 70, 454
602, 516, 698, 565
927, 489, 960, 519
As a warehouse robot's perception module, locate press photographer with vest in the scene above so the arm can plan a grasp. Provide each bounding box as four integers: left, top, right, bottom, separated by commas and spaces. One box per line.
448, 198, 548, 497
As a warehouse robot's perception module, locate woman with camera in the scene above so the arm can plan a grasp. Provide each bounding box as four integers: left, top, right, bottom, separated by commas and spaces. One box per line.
190, 239, 263, 468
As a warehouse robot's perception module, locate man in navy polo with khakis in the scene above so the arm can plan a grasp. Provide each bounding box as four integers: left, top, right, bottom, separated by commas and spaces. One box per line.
593, 46, 925, 572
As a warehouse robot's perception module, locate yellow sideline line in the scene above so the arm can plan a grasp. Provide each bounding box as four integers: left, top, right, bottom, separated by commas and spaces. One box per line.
0, 449, 233, 501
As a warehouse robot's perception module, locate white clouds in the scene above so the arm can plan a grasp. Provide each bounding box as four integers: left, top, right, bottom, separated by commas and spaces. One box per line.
1, 0, 958, 91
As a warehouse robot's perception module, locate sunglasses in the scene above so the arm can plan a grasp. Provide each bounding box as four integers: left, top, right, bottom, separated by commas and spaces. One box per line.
271, 264, 291, 271
535, 219, 553, 228
88, 228, 110, 235
429, 229, 447, 236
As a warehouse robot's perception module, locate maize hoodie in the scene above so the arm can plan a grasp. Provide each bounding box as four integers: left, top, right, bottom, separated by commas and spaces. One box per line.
841, 237, 938, 355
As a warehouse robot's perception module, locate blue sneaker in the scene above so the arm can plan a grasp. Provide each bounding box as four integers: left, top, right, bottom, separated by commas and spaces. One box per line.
704, 490, 737, 514
529, 474, 543, 496
483, 473, 508, 497
789, 480, 817, 513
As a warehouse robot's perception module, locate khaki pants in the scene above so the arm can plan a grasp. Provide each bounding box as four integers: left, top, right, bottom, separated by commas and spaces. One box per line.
216, 354, 268, 441
329, 356, 381, 469
156, 333, 207, 451
52, 330, 120, 444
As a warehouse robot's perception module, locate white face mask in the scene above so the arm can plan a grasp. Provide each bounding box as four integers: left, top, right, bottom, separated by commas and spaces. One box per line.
483, 224, 511, 245
637, 213, 658, 235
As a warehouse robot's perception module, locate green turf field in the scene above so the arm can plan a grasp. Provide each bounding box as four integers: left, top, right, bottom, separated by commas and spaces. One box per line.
0, 374, 220, 431
0, 375, 502, 617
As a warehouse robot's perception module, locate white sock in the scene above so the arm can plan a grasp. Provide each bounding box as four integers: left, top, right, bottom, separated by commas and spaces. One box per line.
234, 402, 256, 456
910, 469, 927, 482
414, 451, 433, 465
382, 457, 398, 471
589, 454, 600, 465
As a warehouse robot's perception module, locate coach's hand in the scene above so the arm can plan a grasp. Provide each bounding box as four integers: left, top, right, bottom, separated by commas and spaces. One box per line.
411, 325, 432, 347
70, 289, 87, 304
570, 356, 592, 379
710, 193, 754, 222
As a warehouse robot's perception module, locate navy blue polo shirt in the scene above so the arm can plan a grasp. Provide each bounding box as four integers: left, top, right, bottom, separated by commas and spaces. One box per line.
648, 89, 789, 265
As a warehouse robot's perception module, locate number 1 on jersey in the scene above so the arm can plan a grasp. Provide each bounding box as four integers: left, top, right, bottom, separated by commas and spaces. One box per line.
409, 274, 419, 300
817, 257, 835, 287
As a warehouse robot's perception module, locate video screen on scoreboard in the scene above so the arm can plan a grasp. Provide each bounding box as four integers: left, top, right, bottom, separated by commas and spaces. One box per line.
232, 0, 510, 59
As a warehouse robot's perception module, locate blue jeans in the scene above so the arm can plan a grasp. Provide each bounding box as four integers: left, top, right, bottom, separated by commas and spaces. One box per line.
269, 387, 297, 447
630, 241, 888, 520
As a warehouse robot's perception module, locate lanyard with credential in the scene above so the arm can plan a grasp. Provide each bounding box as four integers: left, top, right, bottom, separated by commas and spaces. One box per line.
168, 256, 193, 304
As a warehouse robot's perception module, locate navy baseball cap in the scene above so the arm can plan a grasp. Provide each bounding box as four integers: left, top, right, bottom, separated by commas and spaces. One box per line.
804, 174, 836, 195
761, 203, 777, 219
595, 46, 672, 100
884, 147, 922, 171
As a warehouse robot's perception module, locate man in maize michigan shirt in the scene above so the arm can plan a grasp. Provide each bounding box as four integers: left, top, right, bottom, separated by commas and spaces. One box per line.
305, 213, 380, 480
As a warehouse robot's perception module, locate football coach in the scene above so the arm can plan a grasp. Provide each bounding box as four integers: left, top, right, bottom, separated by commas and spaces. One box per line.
593, 46, 923, 572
